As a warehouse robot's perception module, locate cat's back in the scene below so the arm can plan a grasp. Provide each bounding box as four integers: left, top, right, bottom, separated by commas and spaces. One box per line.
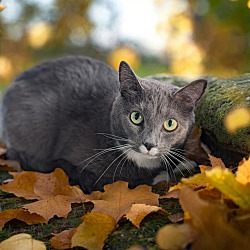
1, 56, 119, 153
15, 55, 119, 93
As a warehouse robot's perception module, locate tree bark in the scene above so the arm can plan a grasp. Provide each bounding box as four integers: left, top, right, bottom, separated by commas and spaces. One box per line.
149, 74, 250, 166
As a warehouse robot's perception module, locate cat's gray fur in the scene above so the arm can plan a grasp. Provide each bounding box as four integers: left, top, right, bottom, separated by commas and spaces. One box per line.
0, 56, 207, 193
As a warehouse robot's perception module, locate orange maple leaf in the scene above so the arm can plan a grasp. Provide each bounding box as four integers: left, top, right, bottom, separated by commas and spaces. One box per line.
88, 181, 159, 222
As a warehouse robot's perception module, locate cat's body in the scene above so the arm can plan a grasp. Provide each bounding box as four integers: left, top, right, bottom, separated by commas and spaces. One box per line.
0, 56, 207, 193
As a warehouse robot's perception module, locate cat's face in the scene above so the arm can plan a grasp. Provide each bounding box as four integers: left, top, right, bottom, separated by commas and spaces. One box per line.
110, 61, 207, 169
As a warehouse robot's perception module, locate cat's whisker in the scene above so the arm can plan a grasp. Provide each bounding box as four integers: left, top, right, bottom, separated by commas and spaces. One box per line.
80, 144, 131, 173
113, 150, 131, 182
168, 149, 194, 175
118, 152, 130, 178
93, 148, 132, 188
93, 144, 131, 151
161, 154, 176, 182
96, 133, 134, 143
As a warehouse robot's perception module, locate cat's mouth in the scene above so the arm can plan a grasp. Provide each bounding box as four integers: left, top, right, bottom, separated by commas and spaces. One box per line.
125, 148, 161, 169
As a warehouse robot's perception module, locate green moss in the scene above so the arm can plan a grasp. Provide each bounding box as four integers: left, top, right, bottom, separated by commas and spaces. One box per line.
196, 75, 250, 154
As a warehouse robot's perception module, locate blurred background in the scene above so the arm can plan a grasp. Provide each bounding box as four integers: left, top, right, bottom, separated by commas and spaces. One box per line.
0, 0, 250, 89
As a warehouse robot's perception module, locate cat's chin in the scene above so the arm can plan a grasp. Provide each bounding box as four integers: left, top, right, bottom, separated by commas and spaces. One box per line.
125, 149, 161, 169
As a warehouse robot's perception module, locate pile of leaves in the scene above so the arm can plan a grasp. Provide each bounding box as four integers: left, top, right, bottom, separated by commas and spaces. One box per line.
0, 154, 250, 250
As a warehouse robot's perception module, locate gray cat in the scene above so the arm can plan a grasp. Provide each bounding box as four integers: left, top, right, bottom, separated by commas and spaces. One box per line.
0, 56, 207, 193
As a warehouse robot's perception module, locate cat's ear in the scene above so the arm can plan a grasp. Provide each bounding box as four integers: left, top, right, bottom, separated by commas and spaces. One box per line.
119, 61, 143, 98
174, 79, 207, 107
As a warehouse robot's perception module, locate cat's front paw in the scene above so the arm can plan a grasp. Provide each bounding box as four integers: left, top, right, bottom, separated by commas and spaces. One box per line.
151, 171, 170, 185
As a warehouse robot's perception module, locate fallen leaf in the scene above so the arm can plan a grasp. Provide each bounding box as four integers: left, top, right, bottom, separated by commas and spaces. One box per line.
236, 157, 250, 185
160, 189, 180, 199
205, 168, 250, 209
156, 223, 193, 250
71, 212, 116, 250
0, 208, 46, 230
208, 154, 226, 169
33, 168, 85, 202
0, 169, 86, 202
23, 195, 73, 222
90, 181, 159, 221
125, 204, 164, 227
179, 185, 249, 250
181, 172, 213, 190
0, 171, 40, 200
50, 228, 77, 249
184, 126, 209, 164
0, 233, 46, 250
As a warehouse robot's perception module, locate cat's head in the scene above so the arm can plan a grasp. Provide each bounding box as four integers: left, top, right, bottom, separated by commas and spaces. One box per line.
110, 61, 207, 169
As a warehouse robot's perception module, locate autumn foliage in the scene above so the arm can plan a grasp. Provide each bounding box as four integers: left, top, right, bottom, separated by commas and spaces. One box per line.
0, 155, 250, 249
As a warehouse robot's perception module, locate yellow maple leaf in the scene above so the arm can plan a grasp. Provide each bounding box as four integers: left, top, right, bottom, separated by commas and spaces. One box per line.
71, 212, 116, 250
205, 168, 250, 209
236, 158, 250, 185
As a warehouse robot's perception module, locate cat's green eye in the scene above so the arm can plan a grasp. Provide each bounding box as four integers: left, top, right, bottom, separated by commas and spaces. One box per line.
130, 111, 144, 125
163, 119, 178, 131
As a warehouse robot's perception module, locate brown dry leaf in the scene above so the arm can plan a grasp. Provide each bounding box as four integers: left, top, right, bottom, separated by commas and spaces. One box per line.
209, 154, 226, 169
71, 212, 116, 250
23, 195, 73, 222
33, 168, 85, 202
156, 223, 193, 250
179, 185, 249, 250
90, 181, 159, 222
126, 204, 164, 227
50, 228, 77, 250
184, 126, 208, 164
0, 208, 46, 230
0, 168, 86, 202
0, 233, 46, 250
236, 157, 250, 185
0, 171, 40, 200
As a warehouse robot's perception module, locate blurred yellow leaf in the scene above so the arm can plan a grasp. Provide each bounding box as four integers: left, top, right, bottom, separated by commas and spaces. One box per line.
0, 5, 7, 12
71, 212, 116, 250
179, 185, 250, 250
205, 168, 250, 209
224, 107, 250, 133
236, 158, 250, 185
0, 233, 46, 250
156, 223, 193, 250
27, 22, 52, 49
108, 46, 140, 70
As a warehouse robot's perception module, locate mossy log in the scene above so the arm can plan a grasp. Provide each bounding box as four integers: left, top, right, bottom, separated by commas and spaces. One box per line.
149, 74, 250, 166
